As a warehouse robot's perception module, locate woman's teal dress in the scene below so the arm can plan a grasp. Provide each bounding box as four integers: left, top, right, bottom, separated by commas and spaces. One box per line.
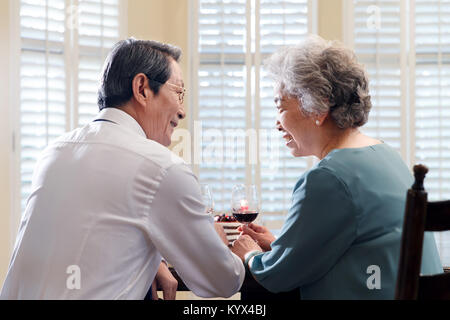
250, 143, 442, 299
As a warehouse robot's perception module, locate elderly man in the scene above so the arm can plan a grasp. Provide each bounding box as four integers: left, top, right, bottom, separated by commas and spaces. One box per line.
1, 38, 245, 299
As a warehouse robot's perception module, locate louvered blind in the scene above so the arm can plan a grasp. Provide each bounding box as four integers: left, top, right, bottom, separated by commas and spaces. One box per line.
77, 0, 120, 126
414, 0, 450, 265
197, 0, 247, 212
18, 0, 122, 213
414, 0, 450, 201
258, 0, 310, 231
19, 0, 66, 211
353, 0, 404, 153
351, 0, 450, 265
195, 0, 312, 232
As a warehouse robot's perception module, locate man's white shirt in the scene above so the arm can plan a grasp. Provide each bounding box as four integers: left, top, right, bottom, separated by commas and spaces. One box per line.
0, 108, 245, 299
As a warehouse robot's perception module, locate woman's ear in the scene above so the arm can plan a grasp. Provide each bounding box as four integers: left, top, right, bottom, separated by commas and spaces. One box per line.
315, 112, 329, 126
132, 73, 153, 107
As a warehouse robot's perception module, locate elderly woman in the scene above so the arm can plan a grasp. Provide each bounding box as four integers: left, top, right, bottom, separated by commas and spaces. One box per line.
231, 35, 442, 299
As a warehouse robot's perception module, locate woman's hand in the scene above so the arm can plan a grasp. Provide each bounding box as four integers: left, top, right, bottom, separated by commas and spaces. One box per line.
231, 235, 262, 262
151, 261, 178, 300
237, 223, 275, 252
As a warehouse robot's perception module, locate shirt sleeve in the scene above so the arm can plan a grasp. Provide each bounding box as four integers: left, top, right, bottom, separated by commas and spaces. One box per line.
144, 163, 245, 298
250, 166, 358, 293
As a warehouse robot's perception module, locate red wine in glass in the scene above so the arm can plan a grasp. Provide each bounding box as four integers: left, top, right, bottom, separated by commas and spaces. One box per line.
232, 211, 259, 224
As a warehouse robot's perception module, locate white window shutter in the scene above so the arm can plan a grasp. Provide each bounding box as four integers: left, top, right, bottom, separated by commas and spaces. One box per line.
19, 0, 67, 211
77, 0, 120, 126
18, 0, 122, 213
258, 0, 310, 231
353, 0, 404, 153
196, 0, 313, 233
414, 0, 450, 201
414, 0, 450, 265
351, 0, 450, 265
197, 0, 248, 212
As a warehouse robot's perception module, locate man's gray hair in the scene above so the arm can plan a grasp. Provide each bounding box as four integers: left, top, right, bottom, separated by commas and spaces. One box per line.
97, 38, 182, 110
264, 35, 372, 129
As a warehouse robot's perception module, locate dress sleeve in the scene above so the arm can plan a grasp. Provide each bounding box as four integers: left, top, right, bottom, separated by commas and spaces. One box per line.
250, 166, 358, 293
144, 163, 245, 298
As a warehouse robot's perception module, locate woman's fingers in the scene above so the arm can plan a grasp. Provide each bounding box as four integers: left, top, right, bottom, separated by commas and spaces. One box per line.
249, 223, 266, 233
242, 224, 258, 237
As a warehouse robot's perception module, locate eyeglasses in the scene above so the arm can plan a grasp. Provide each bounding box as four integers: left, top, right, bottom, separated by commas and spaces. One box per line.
147, 76, 186, 105
165, 82, 186, 105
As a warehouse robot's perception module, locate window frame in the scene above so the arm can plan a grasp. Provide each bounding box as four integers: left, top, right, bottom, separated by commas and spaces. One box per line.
188, 0, 318, 227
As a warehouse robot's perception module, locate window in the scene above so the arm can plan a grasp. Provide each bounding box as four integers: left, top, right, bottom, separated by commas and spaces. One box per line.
350, 0, 405, 155
15, 0, 125, 216
191, 0, 317, 232
414, 0, 450, 201
347, 0, 450, 265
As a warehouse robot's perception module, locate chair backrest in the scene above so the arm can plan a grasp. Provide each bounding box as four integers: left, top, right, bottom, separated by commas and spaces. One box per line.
395, 164, 450, 300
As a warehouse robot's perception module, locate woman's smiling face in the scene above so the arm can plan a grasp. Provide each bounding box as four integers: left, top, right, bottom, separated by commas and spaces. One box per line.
275, 90, 316, 157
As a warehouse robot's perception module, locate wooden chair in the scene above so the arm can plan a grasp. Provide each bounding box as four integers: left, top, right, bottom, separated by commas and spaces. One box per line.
395, 164, 450, 300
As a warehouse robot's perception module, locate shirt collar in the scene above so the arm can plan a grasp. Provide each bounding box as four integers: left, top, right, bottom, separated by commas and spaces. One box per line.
94, 108, 147, 138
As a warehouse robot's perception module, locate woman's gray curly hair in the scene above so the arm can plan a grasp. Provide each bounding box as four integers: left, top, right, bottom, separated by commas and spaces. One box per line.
264, 35, 372, 129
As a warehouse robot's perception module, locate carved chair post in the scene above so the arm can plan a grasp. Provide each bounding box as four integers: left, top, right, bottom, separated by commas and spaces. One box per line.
395, 165, 428, 300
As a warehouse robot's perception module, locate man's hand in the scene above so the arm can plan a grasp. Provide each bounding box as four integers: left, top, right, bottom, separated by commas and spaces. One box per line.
214, 223, 229, 247
237, 223, 275, 252
151, 261, 178, 300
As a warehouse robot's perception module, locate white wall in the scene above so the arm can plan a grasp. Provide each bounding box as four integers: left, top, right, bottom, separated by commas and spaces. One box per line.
128, 0, 190, 131
318, 0, 343, 41
0, 0, 12, 285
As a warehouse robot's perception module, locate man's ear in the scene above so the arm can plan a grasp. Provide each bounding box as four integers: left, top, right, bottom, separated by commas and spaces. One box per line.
132, 73, 153, 107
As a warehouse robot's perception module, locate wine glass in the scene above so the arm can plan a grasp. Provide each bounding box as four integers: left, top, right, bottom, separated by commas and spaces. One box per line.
201, 184, 214, 215
231, 184, 260, 226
